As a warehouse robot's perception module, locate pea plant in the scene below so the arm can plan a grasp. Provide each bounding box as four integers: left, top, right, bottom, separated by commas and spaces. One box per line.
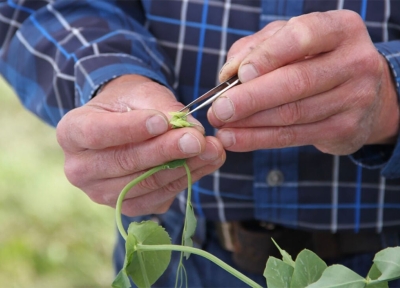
112, 112, 400, 288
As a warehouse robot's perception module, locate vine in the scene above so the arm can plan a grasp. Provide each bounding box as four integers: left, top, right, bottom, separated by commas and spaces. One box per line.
111, 112, 400, 288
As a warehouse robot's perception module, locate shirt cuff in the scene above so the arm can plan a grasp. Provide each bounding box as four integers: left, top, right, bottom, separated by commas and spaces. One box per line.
73, 53, 172, 107
349, 41, 400, 178
349, 144, 394, 169
375, 41, 400, 99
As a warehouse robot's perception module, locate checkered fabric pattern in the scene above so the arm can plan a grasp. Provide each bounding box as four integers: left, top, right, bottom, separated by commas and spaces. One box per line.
2, 0, 400, 233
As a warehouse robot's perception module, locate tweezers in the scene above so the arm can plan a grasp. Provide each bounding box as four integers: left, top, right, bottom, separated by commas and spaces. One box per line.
179, 75, 241, 116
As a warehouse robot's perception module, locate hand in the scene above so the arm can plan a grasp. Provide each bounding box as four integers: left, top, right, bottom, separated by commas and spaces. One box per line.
208, 10, 399, 155
57, 75, 225, 216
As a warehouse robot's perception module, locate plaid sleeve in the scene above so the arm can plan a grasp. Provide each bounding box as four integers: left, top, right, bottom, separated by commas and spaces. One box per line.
350, 40, 400, 178
0, 0, 175, 127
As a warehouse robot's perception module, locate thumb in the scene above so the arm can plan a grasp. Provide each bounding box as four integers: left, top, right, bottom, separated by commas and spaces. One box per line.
96, 74, 204, 132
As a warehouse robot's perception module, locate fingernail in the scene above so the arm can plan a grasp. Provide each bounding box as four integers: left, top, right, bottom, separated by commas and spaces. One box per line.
179, 133, 201, 154
239, 64, 258, 82
146, 114, 168, 135
199, 141, 219, 161
218, 130, 236, 148
213, 97, 234, 121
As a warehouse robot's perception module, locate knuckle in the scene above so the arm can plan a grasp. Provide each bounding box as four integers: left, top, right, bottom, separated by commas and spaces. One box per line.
56, 112, 76, 149
337, 119, 360, 143
257, 48, 278, 71
162, 177, 186, 195
287, 16, 313, 50
230, 35, 254, 55
231, 36, 247, 50
137, 173, 163, 191
64, 159, 87, 188
242, 85, 261, 113
56, 118, 67, 147
288, 66, 313, 97
352, 48, 381, 75
278, 101, 303, 125
316, 117, 366, 155
341, 10, 364, 29
113, 147, 140, 173
275, 126, 296, 148
156, 141, 173, 161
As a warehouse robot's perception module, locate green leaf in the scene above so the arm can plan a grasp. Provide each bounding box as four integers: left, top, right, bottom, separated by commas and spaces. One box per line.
366, 263, 388, 288
169, 111, 194, 128
271, 238, 295, 267
170, 119, 192, 128
112, 270, 131, 288
367, 279, 388, 288
125, 221, 172, 288
264, 256, 294, 288
290, 249, 327, 288
112, 232, 138, 288
169, 111, 187, 117
183, 202, 197, 259
306, 265, 366, 288
374, 247, 400, 282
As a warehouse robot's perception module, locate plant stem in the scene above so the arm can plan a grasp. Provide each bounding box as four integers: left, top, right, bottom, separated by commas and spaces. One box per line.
114, 159, 259, 287
115, 165, 166, 240
182, 162, 193, 248
137, 244, 263, 288
137, 251, 151, 288
175, 162, 192, 286
183, 163, 192, 212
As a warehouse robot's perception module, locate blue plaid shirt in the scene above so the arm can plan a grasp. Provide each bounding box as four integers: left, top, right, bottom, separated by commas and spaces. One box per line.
2, 0, 400, 233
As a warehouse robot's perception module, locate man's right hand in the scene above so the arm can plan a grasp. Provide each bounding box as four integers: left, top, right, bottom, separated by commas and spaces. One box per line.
56, 75, 226, 217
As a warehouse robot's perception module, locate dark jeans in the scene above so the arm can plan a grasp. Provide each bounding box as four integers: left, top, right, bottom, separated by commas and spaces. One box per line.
113, 209, 400, 287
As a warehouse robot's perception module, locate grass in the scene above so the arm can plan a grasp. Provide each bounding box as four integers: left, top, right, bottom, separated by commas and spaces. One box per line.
0, 77, 115, 287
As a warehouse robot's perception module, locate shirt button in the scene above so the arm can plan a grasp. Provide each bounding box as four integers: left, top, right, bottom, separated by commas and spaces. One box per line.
266, 169, 284, 186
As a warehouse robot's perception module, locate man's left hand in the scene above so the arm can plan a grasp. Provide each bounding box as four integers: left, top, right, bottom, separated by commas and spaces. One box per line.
208, 10, 399, 155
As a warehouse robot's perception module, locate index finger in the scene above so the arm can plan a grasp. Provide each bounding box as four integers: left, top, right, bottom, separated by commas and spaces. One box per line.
57, 109, 169, 152
57, 77, 204, 152
237, 10, 366, 82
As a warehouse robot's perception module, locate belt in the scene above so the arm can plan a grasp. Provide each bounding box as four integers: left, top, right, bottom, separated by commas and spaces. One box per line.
214, 220, 383, 274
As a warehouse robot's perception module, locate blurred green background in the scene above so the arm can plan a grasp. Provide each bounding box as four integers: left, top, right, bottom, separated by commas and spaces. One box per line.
0, 77, 116, 287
